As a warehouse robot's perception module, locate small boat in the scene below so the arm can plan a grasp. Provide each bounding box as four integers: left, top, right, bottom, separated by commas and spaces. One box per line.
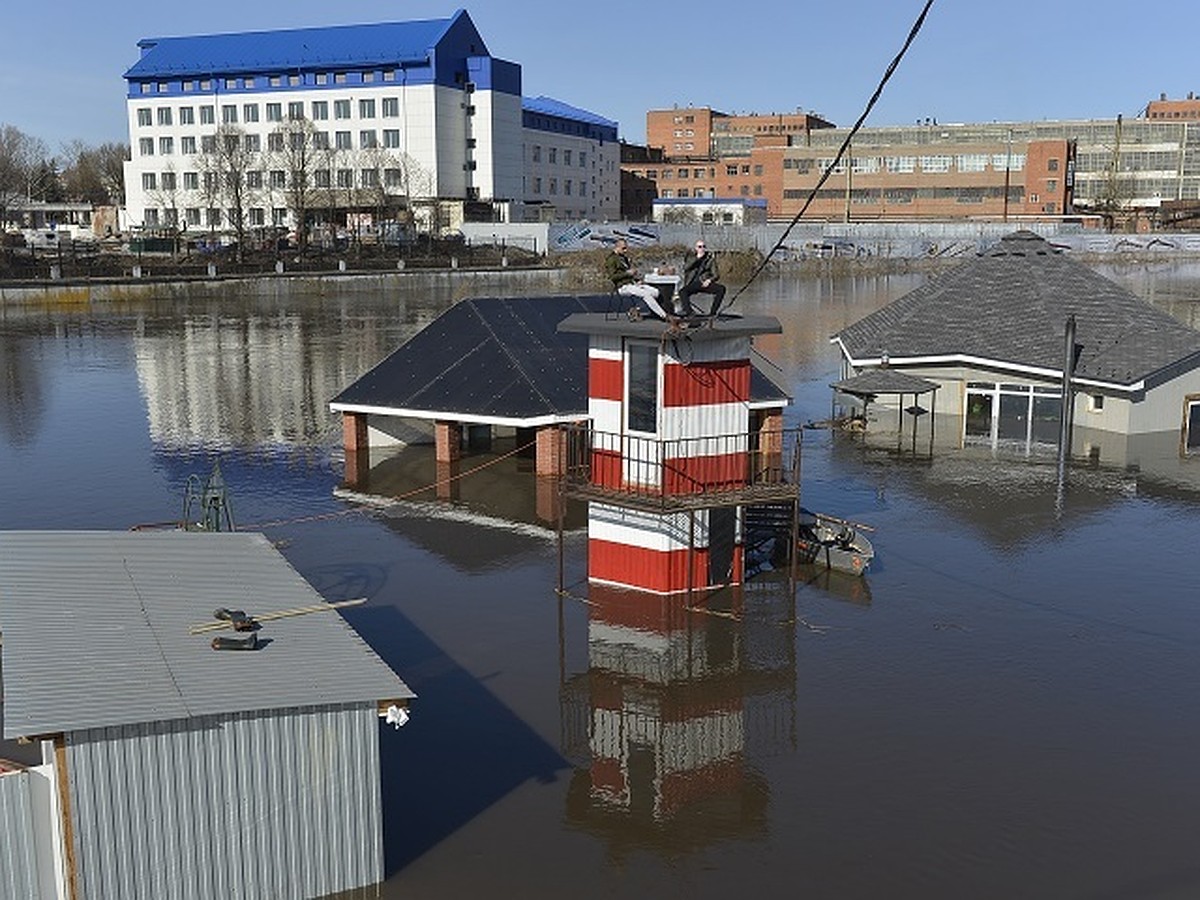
796, 509, 874, 577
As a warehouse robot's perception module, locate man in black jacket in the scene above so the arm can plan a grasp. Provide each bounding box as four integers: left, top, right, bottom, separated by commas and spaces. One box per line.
677, 240, 726, 318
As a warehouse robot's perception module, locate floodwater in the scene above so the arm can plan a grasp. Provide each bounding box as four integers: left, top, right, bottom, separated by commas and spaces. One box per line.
4, 263, 1200, 899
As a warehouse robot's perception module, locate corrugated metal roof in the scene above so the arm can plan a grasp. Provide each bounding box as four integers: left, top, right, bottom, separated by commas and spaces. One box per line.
124, 15, 462, 78
523, 95, 617, 129
0, 531, 414, 739
329, 296, 789, 422
833, 230, 1200, 387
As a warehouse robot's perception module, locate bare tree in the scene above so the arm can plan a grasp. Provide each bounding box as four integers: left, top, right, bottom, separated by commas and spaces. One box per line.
270, 117, 328, 254
0, 125, 48, 228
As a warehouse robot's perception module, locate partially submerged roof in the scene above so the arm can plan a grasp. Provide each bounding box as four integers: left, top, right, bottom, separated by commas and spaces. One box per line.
0, 531, 413, 739
832, 231, 1200, 390
330, 296, 790, 425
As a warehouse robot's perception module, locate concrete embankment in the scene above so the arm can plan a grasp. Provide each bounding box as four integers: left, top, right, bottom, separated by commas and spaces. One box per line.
0, 266, 573, 307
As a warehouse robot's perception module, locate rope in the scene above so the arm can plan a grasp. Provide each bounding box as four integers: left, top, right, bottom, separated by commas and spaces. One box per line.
726, 0, 936, 309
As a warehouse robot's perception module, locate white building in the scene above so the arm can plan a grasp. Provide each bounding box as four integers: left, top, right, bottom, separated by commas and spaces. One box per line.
122, 13, 621, 236
522, 96, 620, 222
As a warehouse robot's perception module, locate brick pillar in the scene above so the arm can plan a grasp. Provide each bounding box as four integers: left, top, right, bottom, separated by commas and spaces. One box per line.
435, 460, 460, 502
535, 425, 566, 477
342, 412, 369, 488
535, 476, 561, 525
435, 421, 462, 464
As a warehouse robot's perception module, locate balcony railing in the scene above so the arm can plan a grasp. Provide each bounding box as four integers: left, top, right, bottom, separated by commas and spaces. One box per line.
561, 424, 801, 510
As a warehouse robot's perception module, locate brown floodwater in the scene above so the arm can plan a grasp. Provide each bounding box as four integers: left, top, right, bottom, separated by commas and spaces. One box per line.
3, 263, 1200, 899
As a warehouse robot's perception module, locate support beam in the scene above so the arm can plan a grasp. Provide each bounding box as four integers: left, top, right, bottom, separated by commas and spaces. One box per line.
536, 426, 566, 477
342, 412, 369, 489
434, 421, 462, 465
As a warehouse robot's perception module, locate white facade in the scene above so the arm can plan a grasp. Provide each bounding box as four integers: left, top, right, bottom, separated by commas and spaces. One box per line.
523, 130, 620, 221
123, 80, 523, 231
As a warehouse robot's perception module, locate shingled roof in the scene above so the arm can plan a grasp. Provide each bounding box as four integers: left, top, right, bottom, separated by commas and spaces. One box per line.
832, 231, 1200, 390
330, 295, 790, 426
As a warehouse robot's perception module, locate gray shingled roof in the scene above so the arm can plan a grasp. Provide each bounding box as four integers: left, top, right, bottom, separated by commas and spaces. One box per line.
0, 531, 413, 738
330, 295, 790, 423
832, 231, 1200, 388
831, 370, 939, 397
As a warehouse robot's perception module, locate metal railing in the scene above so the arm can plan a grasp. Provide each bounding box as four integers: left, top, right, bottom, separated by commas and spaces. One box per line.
562, 424, 800, 509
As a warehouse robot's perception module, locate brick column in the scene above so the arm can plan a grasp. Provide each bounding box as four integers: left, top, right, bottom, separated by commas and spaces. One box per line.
342, 412, 369, 488
434, 421, 462, 464
535, 425, 566, 477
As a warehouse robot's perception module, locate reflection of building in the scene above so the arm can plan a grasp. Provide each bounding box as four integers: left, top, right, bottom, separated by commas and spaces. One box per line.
562, 585, 793, 850
832, 232, 1200, 455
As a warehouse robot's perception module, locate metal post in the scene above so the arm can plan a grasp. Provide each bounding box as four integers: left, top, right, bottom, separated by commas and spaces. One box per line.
1056, 315, 1077, 507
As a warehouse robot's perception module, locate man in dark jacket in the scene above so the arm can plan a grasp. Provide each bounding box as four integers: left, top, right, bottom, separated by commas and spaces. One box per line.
677, 240, 726, 318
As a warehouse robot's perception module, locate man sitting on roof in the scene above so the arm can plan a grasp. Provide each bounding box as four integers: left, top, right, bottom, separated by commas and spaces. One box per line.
678, 239, 726, 318
604, 238, 670, 319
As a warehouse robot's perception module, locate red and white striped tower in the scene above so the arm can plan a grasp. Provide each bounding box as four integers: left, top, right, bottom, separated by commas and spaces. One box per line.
560, 314, 782, 595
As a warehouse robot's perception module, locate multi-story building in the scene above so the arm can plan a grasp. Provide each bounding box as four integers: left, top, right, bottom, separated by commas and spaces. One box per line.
522, 97, 620, 222
122, 12, 619, 234
627, 100, 1200, 226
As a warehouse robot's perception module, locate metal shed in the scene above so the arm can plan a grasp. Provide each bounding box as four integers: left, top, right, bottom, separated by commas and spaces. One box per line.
0, 531, 414, 900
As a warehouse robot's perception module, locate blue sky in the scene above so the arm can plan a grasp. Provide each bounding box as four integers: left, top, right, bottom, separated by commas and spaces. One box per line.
5, 1, 1199, 151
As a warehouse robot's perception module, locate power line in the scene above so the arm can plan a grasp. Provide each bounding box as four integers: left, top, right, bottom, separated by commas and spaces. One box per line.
727, 0, 936, 307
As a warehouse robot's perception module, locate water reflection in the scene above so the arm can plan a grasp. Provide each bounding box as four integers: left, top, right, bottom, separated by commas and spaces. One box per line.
560, 584, 794, 857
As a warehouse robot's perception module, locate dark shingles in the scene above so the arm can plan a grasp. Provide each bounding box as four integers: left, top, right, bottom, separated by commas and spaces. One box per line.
834, 231, 1200, 386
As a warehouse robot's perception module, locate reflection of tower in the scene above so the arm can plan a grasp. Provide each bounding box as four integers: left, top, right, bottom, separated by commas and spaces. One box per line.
558, 314, 797, 595
561, 583, 796, 851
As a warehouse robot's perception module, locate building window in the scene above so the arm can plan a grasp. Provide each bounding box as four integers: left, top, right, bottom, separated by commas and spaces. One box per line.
288, 101, 304, 120
563, 149, 572, 166
183, 172, 199, 190
144, 208, 159, 225
360, 130, 377, 149
678, 168, 688, 178
314, 169, 331, 188
363, 71, 375, 83
384, 168, 402, 188
361, 168, 379, 187
206, 208, 221, 227
1048, 158, 1060, 172
269, 75, 282, 88
244, 133, 260, 153
335, 131, 352, 150
316, 73, 328, 85
181, 136, 197, 155
1029, 193, 1040, 203
199, 106, 214, 125
383, 70, 396, 82
336, 169, 353, 188
179, 106, 194, 125
312, 101, 329, 121
154, 107, 171, 127
272, 208, 286, 226
224, 78, 237, 90
246, 170, 262, 189
334, 72, 347, 84
222, 105, 237, 124
549, 148, 557, 164
533, 177, 541, 194
359, 99, 375, 119
334, 99, 351, 119
266, 103, 282, 122
185, 207, 201, 226
243, 103, 259, 123
288, 74, 301, 87
270, 170, 286, 188
382, 97, 399, 118
383, 129, 400, 149
159, 137, 173, 155
1047, 179, 1058, 192
139, 138, 154, 156
289, 131, 305, 151
1088, 394, 1105, 413
313, 131, 330, 150
628, 343, 658, 434
532, 145, 541, 163
579, 152, 587, 167
249, 207, 265, 226
142, 172, 157, 190
268, 133, 284, 152
201, 135, 216, 153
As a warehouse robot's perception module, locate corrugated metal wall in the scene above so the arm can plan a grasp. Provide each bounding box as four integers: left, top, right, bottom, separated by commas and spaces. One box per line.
65, 704, 383, 900
0, 771, 43, 900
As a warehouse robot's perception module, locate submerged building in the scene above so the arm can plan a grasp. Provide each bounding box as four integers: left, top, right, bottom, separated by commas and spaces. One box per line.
831, 231, 1200, 455
121, 11, 619, 233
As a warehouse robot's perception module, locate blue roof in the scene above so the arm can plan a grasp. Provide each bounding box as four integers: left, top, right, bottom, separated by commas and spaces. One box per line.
523, 96, 616, 129
125, 12, 477, 78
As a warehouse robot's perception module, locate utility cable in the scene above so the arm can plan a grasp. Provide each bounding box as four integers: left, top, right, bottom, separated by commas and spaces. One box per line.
726, 0, 936, 308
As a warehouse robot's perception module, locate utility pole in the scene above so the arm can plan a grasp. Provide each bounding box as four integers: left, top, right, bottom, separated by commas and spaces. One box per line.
1002, 128, 1013, 222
